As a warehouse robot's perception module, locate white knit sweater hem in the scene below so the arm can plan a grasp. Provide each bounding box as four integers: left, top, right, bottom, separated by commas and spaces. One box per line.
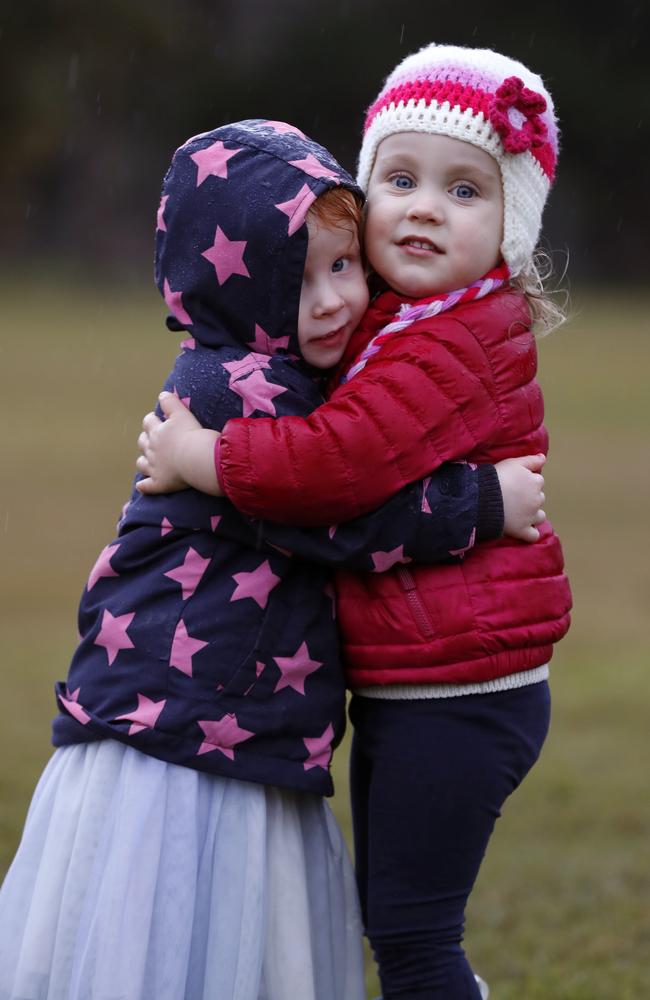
353, 664, 549, 700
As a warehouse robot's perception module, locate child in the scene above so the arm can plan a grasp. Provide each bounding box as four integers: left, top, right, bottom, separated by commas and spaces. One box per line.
137, 46, 572, 1000
0, 119, 543, 1000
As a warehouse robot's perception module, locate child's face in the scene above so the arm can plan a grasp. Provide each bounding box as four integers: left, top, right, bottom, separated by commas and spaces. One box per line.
298, 219, 369, 369
364, 132, 504, 298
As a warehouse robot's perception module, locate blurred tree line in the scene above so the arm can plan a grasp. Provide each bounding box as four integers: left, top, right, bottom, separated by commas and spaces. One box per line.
1, 0, 647, 285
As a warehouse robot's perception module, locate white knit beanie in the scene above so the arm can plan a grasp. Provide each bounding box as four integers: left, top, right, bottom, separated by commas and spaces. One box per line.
357, 44, 559, 277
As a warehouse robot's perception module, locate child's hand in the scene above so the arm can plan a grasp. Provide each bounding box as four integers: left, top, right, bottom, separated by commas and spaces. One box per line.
495, 454, 547, 543
136, 392, 221, 496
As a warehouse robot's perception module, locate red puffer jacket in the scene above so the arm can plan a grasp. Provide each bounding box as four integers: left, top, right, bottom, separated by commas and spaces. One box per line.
219, 288, 572, 686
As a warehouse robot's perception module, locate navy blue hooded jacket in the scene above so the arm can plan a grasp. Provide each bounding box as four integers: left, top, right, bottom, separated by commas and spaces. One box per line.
52, 121, 501, 795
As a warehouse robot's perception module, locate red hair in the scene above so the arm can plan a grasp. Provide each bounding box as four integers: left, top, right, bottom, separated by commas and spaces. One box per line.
308, 187, 363, 234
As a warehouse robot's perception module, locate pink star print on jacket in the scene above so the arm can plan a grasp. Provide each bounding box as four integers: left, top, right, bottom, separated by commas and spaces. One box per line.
273, 642, 322, 695
197, 714, 255, 759
94, 609, 135, 666
116, 693, 167, 735
169, 620, 208, 677
202, 227, 250, 285
87, 543, 120, 591
303, 723, 334, 771
230, 560, 281, 609
229, 369, 287, 417
191, 139, 242, 185
164, 547, 211, 599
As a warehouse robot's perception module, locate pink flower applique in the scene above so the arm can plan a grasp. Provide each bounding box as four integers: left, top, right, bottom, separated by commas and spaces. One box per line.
489, 76, 548, 154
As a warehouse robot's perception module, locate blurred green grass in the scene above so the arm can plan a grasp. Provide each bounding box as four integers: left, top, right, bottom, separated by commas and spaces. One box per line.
1, 281, 649, 998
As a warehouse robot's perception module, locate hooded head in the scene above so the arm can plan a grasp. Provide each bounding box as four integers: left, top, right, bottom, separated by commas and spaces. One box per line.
155, 119, 363, 357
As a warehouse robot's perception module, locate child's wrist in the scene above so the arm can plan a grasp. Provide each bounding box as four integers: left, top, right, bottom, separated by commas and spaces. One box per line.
214, 434, 225, 493
179, 429, 220, 495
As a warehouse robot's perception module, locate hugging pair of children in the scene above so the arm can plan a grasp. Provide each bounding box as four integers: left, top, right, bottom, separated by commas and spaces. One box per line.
1, 42, 571, 1000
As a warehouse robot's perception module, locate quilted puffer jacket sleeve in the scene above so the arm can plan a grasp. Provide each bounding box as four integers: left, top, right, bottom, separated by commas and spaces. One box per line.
219, 311, 503, 526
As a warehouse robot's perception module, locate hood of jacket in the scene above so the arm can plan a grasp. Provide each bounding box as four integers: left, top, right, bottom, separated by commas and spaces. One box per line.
154, 119, 362, 357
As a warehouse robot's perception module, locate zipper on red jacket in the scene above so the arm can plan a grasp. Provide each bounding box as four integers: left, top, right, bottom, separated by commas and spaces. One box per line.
397, 567, 435, 639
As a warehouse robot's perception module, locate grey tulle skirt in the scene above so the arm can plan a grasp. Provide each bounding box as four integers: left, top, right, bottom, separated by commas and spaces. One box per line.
0, 740, 366, 1000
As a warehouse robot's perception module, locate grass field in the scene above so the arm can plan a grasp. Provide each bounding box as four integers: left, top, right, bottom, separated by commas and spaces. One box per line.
1, 280, 648, 997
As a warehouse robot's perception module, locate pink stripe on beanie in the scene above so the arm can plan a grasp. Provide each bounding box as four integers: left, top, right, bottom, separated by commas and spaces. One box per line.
357, 43, 559, 277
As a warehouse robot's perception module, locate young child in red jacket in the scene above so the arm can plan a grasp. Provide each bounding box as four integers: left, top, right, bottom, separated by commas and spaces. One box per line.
137, 44, 572, 1000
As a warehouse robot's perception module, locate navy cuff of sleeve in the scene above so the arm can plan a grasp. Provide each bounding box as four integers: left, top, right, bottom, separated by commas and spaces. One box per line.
476, 464, 504, 542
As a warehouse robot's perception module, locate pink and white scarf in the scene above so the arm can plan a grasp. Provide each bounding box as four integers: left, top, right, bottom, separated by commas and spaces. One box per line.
341, 265, 510, 383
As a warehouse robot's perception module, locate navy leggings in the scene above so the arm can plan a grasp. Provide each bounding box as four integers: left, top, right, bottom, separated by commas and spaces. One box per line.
349, 681, 551, 1000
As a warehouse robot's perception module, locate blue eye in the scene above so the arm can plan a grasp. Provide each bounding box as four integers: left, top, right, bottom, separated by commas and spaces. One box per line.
391, 174, 414, 190
453, 183, 476, 199
332, 258, 345, 273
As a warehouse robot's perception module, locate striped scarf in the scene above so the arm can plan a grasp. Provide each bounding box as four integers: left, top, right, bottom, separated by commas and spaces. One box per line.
341, 265, 510, 383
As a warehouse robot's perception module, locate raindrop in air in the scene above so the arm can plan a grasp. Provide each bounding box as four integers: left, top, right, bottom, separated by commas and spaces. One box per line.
68, 53, 79, 92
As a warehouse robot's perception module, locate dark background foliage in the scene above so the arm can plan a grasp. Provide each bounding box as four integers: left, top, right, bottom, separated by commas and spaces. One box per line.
1, 0, 647, 285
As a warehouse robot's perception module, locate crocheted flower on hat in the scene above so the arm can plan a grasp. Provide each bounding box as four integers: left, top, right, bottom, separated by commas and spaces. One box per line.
489, 76, 548, 154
